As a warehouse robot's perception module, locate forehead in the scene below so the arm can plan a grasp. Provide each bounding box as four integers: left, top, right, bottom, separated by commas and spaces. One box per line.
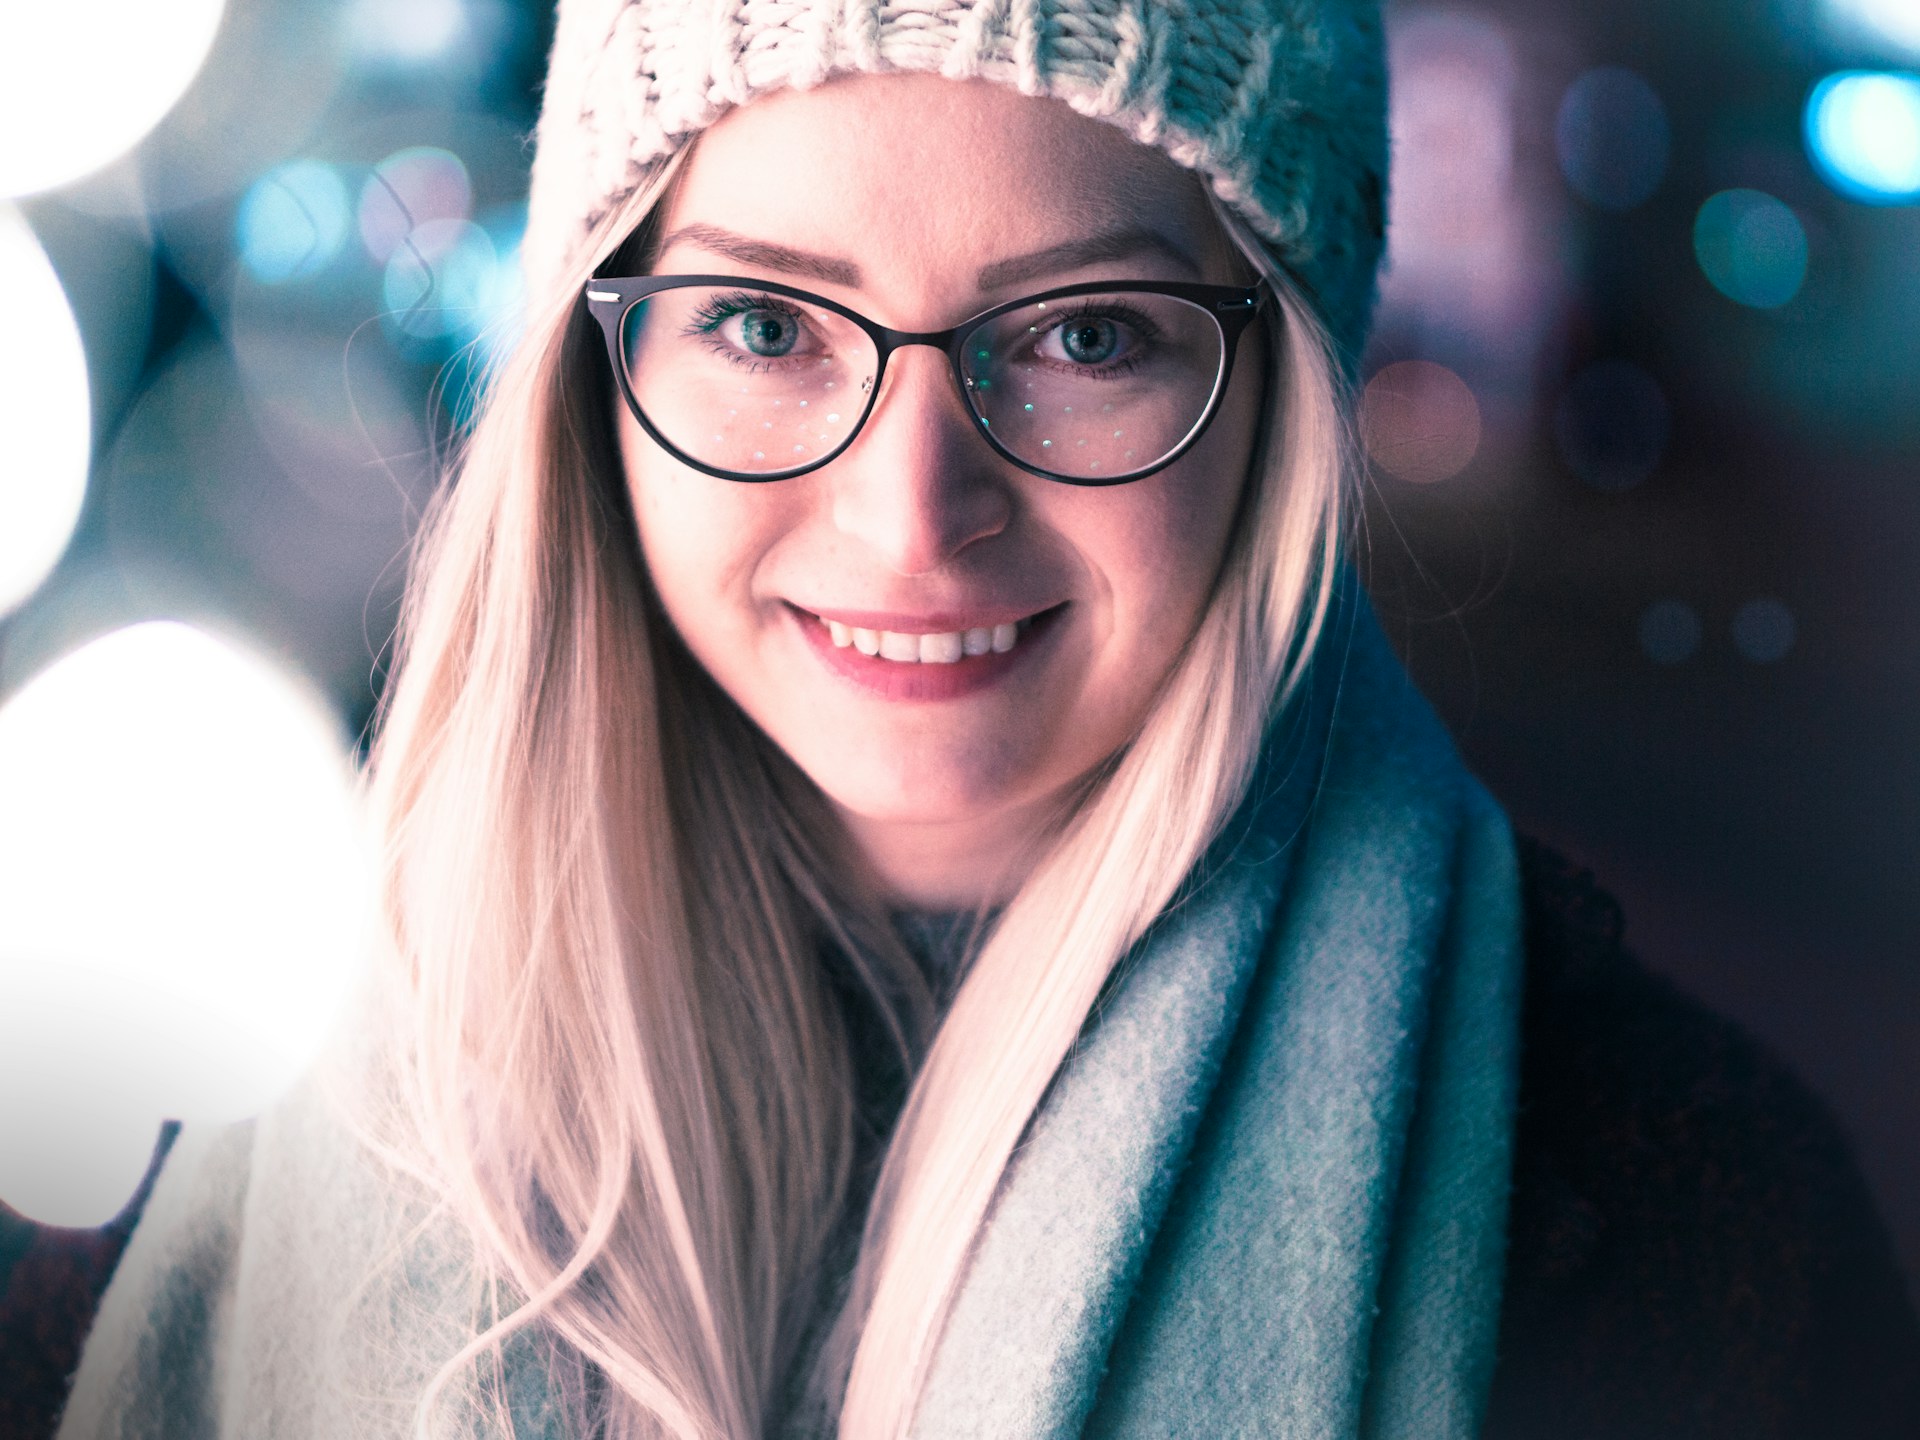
653, 72, 1227, 304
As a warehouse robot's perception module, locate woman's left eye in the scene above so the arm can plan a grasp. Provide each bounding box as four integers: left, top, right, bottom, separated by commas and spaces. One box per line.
1035, 315, 1133, 367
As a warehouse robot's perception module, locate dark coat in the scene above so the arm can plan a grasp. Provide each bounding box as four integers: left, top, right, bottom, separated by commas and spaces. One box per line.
4, 843, 1917, 1438
1486, 840, 1920, 1438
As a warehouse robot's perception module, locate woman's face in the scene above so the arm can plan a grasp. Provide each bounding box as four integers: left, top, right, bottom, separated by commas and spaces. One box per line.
618, 73, 1265, 907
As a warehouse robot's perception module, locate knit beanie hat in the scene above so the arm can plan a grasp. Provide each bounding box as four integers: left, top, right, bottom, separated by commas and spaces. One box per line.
523, 0, 1389, 360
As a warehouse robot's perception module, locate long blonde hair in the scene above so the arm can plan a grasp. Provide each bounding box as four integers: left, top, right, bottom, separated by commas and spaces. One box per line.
363, 148, 1351, 1439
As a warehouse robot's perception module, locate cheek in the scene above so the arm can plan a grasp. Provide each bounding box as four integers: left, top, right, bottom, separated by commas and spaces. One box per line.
620, 414, 795, 653
1068, 389, 1259, 665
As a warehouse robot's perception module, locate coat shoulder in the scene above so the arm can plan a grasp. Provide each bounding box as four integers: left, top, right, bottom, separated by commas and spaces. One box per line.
1487, 837, 1920, 1440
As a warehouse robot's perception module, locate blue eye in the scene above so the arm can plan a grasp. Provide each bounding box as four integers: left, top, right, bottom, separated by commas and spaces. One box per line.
735, 309, 798, 357
680, 291, 820, 366
1028, 303, 1157, 372
1059, 317, 1120, 365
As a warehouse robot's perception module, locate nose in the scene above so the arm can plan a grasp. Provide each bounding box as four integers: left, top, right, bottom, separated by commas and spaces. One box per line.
827, 347, 1012, 576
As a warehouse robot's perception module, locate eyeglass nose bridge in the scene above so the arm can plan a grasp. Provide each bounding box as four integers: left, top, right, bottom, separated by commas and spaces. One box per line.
847, 321, 981, 425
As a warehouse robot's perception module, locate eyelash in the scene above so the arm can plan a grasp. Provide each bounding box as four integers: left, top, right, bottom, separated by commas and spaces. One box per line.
674, 290, 1163, 379
682, 290, 820, 372
1024, 300, 1162, 379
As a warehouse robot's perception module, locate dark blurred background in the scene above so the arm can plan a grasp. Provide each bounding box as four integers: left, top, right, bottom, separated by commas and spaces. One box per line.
0, 0, 1916, 1293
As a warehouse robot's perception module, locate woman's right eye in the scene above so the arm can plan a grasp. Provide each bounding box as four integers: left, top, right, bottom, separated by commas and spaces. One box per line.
688, 294, 823, 364
727, 308, 802, 358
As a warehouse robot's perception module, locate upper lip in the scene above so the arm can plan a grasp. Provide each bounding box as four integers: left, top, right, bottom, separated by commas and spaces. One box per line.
790, 601, 1062, 634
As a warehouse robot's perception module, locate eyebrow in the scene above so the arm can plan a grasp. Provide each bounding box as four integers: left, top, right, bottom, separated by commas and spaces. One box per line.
654, 223, 1201, 292
656, 223, 863, 287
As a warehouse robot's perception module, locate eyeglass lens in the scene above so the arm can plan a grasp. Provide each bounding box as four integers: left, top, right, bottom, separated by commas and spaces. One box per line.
619, 286, 1228, 481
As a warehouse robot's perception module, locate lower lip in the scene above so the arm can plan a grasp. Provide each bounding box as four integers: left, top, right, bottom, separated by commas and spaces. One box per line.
791, 604, 1061, 701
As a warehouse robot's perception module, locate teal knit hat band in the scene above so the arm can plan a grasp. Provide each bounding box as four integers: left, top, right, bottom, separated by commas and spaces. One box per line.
525, 0, 1389, 361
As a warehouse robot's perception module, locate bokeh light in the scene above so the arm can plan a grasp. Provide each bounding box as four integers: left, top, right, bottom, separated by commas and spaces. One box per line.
0, 0, 228, 198
0, 206, 91, 617
1822, 0, 1920, 59
1554, 359, 1670, 491
383, 218, 501, 340
1732, 598, 1798, 662
359, 146, 472, 265
473, 202, 530, 368
347, 0, 468, 64
1693, 189, 1810, 308
1640, 600, 1704, 665
236, 160, 354, 284
0, 622, 374, 1226
1556, 67, 1670, 211
1805, 72, 1920, 204
379, 205, 529, 397
1380, 11, 1559, 365
1359, 361, 1483, 484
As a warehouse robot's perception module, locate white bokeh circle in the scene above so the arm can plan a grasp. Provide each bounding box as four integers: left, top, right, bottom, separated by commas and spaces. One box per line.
0, 622, 375, 1227
0, 0, 229, 198
0, 205, 90, 618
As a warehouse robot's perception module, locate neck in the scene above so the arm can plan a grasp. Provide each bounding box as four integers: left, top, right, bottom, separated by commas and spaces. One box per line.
835, 791, 1067, 910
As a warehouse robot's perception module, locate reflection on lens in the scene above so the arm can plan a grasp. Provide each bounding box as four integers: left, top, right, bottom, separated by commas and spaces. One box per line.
621, 286, 876, 477
963, 292, 1224, 480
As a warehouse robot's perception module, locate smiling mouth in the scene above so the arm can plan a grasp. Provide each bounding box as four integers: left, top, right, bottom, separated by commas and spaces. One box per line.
802, 607, 1058, 664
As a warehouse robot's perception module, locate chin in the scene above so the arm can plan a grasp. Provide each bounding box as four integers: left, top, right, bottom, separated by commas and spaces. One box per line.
804, 743, 1035, 830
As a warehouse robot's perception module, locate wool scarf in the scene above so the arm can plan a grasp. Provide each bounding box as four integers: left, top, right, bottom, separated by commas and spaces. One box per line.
54, 599, 1523, 1439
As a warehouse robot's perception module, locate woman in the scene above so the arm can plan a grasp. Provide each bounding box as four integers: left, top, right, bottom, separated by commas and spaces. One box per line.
42, 0, 1920, 1436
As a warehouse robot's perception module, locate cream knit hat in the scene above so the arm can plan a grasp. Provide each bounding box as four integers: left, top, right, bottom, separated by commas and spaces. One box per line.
524, 0, 1389, 358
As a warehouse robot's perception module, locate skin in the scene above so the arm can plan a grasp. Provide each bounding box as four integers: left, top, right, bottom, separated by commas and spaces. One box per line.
618, 73, 1266, 909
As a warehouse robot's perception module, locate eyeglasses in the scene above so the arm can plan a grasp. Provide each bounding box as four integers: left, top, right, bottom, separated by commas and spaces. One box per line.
583, 275, 1265, 486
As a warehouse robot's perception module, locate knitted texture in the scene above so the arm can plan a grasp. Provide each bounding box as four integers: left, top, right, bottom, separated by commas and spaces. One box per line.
523, 0, 1390, 358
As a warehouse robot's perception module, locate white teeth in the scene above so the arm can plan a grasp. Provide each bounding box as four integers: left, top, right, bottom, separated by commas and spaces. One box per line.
920, 631, 964, 664
817, 614, 1036, 664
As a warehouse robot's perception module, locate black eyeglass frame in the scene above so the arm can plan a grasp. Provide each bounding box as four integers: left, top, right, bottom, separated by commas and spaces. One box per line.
582, 274, 1267, 486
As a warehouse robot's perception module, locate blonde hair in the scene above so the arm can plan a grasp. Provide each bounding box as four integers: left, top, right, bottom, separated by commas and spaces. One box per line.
363, 150, 1351, 1439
